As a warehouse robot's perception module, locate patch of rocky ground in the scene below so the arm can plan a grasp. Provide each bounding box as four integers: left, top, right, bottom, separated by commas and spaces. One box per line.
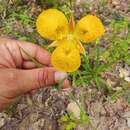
0, 0, 130, 130
0, 88, 130, 130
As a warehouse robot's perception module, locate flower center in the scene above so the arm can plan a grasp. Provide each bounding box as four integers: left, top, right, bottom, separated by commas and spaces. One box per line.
66, 34, 73, 40
64, 48, 71, 55
56, 26, 66, 40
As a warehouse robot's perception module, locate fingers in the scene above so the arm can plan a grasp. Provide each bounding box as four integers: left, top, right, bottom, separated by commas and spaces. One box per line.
0, 67, 69, 99
63, 79, 70, 89
20, 67, 69, 93
22, 61, 36, 69
0, 37, 71, 111
0, 37, 51, 67
18, 41, 51, 66
29, 79, 70, 95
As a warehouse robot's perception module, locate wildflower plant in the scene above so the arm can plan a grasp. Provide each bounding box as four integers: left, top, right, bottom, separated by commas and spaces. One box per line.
35, 8, 130, 130
36, 9, 105, 72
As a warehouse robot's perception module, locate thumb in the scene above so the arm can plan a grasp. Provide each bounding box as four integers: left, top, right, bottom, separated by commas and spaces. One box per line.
0, 67, 68, 98
17, 67, 68, 94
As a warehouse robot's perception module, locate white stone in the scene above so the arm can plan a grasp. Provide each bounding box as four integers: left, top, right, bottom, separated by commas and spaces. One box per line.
125, 77, 130, 82
123, 111, 130, 118
119, 68, 129, 78
67, 101, 81, 119
0, 113, 7, 128
127, 118, 130, 128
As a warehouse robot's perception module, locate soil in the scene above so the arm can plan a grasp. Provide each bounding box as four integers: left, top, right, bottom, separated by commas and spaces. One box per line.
0, 0, 130, 130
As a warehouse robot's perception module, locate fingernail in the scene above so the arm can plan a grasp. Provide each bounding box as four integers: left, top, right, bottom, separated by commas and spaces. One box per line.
54, 71, 67, 82
63, 79, 71, 89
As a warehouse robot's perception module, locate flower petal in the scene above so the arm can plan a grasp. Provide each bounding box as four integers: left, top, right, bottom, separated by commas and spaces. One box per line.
36, 9, 68, 40
75, 15, 105, 43
51, 39, 81, 72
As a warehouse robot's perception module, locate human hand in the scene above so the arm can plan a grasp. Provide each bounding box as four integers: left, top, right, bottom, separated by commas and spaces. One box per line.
0, 37, 70, 111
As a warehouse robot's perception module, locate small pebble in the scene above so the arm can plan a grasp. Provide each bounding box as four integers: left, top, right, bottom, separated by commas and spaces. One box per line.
67, 101, 80, 119
127, 118, 130, 128
119, 68, 129, 78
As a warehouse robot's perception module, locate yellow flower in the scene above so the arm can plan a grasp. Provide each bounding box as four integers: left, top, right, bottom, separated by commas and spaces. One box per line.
51, 39, 81, 72
36, 9, 105, 72
36, 9, 68, 40
75, 15, 105, 42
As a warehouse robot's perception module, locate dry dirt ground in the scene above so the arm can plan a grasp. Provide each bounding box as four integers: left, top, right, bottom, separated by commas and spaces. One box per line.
0, 0, 130, 130
0, 88, 130, 130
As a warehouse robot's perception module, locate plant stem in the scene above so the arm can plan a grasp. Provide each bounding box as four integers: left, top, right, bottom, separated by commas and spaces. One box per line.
20, 47, 43, 68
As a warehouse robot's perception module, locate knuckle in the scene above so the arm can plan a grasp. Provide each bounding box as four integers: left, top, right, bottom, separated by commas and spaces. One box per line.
38, 68, 46, 87
38, 68, 54, 87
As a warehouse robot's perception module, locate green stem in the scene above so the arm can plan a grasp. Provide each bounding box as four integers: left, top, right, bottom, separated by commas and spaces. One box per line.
20, 47, 43, 68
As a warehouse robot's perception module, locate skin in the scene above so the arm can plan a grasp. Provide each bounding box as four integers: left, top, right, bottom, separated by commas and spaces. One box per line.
0, 37, 70, 111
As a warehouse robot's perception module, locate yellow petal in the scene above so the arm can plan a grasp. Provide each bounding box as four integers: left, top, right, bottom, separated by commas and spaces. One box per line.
75, 15, 105, 43
51, 39, 81, 72
36, 9, 68, 40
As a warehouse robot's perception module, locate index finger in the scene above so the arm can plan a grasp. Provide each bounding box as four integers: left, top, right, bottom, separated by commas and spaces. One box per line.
1, 37, 51, 66
18, 41, 51, 66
